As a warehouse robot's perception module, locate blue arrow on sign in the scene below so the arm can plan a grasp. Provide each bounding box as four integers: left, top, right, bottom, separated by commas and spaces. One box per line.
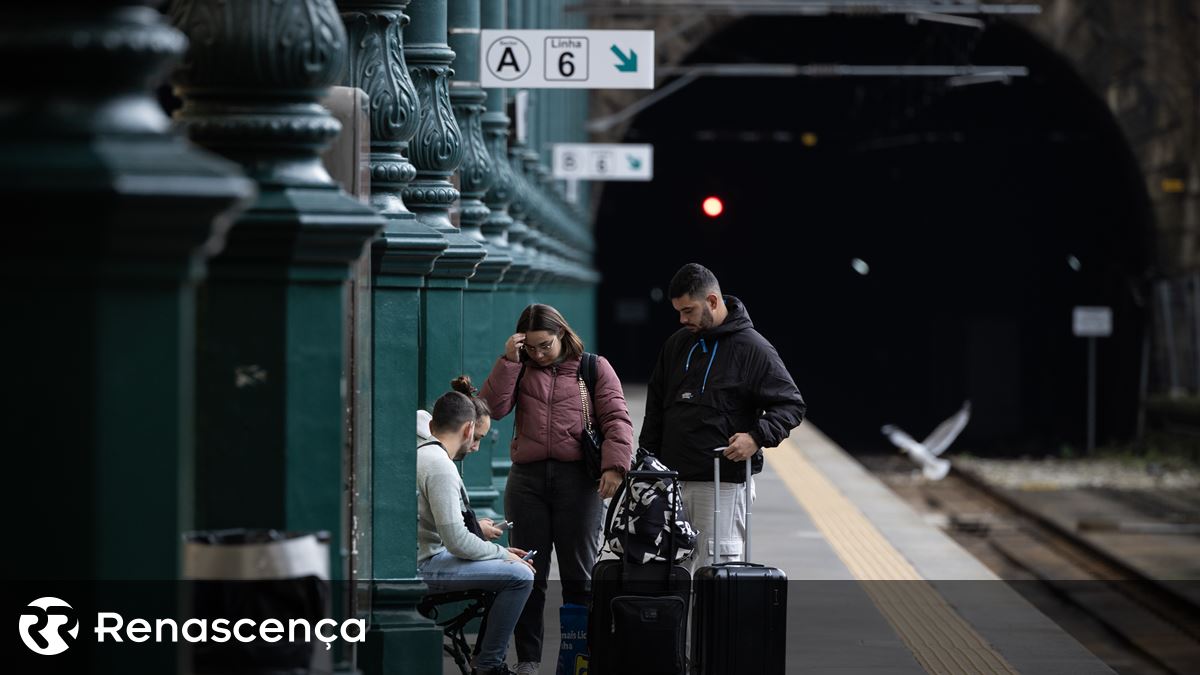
610, 44, 638, 73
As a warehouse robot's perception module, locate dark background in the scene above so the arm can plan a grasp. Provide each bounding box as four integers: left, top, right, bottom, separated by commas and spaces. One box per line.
595, 16, 1152, 455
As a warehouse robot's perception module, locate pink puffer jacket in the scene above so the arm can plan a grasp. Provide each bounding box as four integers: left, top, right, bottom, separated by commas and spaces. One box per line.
481, 353, 634, 474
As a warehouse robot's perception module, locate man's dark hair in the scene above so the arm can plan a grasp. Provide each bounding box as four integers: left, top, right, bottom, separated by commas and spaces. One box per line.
430, 390, 475, 434
669, 263, 721, 300
451, 375, 491, 420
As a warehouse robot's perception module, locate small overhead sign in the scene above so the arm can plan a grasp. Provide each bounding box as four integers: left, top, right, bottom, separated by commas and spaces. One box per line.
1072, 306, 1112, 337
552, 143, 653, 181
481, 30, 654, 89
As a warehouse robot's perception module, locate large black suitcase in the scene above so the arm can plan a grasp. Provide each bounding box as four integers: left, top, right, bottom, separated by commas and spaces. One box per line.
691, 450, 788, 675
589, 470, 692, 675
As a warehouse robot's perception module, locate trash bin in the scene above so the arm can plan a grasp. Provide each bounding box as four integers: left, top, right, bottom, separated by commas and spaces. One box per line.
182, 529, 332, 675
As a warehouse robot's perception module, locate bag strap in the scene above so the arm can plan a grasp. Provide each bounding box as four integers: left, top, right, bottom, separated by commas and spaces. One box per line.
510, 363, 527, 441
580, 348, 600, 422
577, 356, 594, 434
577, 352, 598, 433
420, 439, 476, 515
603, 467, 638, 556
580, 352, 598, 393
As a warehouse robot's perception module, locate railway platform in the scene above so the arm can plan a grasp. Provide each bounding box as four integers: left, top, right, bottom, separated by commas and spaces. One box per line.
470, 385, 1114, 674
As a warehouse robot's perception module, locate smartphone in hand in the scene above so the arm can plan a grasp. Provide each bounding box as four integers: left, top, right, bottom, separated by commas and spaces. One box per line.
496, 520, 513, 531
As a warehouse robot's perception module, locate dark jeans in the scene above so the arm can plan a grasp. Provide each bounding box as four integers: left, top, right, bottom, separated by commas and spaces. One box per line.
506, 459, 603, 663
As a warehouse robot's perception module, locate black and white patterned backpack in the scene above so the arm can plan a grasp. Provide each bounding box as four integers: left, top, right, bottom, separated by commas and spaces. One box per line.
603, 448, 698, 564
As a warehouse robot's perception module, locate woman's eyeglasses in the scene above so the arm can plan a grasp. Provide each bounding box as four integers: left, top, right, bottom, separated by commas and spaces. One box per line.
524, 337, 556, 355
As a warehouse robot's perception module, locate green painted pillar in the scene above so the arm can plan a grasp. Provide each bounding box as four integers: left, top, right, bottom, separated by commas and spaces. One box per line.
480, 0, 526, 499
515, 151, 553, 287
406, 0, 485, 404
519, 149, 563, 305
337, 2, 448, 672
172, 0, 384, 611
548, 201, 587, 332
2, 1, 254, 585
507, 149, 544, 292
450, 0, 510, 520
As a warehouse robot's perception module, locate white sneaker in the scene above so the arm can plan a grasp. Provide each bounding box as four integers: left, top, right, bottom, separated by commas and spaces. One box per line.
515, 662, 540, 675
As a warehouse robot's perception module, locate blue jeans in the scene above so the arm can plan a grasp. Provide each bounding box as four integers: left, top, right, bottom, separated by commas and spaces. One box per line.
419, 550, 534, 669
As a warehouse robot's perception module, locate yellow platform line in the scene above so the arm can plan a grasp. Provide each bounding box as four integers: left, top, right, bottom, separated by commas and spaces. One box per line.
767, 434, 1019, 674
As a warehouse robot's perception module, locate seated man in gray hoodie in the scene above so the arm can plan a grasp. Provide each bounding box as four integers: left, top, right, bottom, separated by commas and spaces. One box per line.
418, 389, 535, 675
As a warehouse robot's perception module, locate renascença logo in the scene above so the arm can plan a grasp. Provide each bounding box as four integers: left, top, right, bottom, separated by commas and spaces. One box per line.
19, 597, 80, 656
17, 596, 366, 655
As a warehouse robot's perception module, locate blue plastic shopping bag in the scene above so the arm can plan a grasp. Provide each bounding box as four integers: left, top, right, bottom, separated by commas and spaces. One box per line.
557, 602, 589, 675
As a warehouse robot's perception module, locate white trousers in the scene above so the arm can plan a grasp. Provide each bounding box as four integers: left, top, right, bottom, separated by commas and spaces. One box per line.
678, 478, 753, 575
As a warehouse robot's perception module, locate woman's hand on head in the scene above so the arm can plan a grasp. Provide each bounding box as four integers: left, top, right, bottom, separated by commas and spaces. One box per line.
505, 333, 526, 363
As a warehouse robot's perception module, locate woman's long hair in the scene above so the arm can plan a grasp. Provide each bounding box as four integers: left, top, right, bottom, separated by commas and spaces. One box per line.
516, 304, 584, 360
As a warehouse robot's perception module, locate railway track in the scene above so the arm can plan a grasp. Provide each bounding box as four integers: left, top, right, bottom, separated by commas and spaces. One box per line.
862, 456, 1200, 675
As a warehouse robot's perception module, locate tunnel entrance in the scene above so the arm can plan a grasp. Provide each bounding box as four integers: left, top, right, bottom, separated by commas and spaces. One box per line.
596, 15, 1152, 455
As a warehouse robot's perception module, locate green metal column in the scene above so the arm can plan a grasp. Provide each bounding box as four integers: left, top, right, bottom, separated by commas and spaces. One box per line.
480, 0, 529, 496
406, 0, 485, 404
1, 2, 254, 585
450, 0, 510, 521
507, 149, 544, 296
520, 150, 563, 308
337, 2, 448, 672
506, 0, 547, 305
172, 0, 383, 601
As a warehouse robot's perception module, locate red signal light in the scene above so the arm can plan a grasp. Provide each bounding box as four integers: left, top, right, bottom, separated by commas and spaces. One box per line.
702, 196, 724, 217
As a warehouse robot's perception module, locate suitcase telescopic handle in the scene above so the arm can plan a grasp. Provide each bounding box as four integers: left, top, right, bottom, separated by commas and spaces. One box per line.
711, 447, 756, 565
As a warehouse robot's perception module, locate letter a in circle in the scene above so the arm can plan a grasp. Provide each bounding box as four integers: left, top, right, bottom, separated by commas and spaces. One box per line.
497, 47, 521, 73
486, 37, 530, 82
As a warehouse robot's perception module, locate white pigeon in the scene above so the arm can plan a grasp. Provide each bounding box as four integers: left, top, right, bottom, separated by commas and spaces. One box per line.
881, 401, 971, 481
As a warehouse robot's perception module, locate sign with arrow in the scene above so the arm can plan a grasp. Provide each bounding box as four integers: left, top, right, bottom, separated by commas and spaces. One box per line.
552, 143, 653, 181
480, 30, 654, 89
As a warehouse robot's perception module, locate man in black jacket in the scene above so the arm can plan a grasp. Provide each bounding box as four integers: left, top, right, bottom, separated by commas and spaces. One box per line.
641, 263, 806, 572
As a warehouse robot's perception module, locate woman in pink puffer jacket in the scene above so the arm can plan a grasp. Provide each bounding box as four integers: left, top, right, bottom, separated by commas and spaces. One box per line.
481, 303, 633, 672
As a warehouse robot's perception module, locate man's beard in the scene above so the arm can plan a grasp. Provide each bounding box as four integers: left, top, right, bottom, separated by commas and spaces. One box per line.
452, 442, 472, 461
696, 304, 715, 331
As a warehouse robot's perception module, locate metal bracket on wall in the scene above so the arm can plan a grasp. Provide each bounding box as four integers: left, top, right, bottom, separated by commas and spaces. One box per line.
565, 1, 1042, 18
587, 63, 1028, 133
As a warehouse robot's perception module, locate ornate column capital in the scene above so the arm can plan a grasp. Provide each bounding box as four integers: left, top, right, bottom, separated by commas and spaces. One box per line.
338, 0, 447, 278
483, 109, 530, 286
404, 0, 483, 280
506, 143, 545, 284
339, 1, 419, 213
450, 0, 508, 289
481, 110, 515, 241
0, 2, 255, 273
170, 0, 382, 270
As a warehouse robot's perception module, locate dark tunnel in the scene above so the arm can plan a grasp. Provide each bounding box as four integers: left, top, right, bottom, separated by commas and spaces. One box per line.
595, 15, 1153, 456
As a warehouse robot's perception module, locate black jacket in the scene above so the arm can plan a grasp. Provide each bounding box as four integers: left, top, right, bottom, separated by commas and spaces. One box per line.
640, 296, 806, 482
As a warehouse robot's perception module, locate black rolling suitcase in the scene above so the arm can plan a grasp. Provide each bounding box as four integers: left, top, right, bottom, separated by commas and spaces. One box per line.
691, 449, 788, 675
589, 469, 692, 675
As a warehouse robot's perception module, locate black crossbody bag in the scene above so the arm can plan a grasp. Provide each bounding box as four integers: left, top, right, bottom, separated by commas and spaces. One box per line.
577, 352, 604, 481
